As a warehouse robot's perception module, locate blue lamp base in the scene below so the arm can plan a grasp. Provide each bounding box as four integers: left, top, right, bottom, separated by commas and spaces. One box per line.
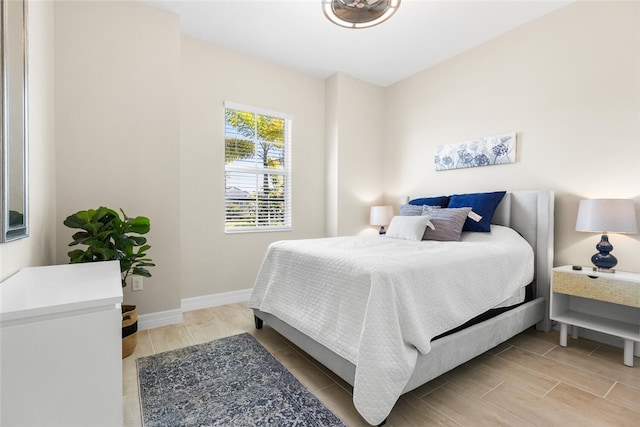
591, 233, 617, 273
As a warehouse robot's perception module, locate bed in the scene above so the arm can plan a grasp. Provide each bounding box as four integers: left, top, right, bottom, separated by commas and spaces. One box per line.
249, 190, 554, 425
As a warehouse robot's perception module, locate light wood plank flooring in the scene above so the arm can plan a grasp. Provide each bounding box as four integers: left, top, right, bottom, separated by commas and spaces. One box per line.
123, 303, 640, 426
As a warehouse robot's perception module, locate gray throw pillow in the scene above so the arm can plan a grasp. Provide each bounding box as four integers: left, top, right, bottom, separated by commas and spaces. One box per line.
421, 207, 472, 241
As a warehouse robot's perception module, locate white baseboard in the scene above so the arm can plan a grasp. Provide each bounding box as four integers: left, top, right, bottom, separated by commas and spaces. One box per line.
137, 308, 183, 331
181, 288, 253, 313
136, 289, 253, 331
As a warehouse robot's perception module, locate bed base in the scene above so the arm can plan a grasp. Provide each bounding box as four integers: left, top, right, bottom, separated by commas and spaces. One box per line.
254, 296, 544, 395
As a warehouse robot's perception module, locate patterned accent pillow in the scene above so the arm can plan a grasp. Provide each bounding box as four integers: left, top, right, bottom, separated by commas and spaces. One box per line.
399, 204, 424, 216
400, 204, 442, 216
386, 215, 435, 241
421, 207, 472, 241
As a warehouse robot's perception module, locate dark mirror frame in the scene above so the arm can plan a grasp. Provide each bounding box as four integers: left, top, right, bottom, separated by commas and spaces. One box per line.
1, 0, 28, 242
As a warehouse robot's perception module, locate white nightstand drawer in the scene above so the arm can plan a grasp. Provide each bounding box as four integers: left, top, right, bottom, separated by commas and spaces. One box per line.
553, 270, 640, 308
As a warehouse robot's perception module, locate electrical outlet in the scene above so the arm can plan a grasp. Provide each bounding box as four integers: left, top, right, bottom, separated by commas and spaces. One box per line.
132, 276, 143, 291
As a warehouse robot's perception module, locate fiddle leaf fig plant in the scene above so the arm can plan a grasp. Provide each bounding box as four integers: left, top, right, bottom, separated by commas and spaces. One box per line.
64, 207, 155, 287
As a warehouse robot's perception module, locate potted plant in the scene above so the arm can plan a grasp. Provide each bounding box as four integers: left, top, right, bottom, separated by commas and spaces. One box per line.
64, 207, 155, 358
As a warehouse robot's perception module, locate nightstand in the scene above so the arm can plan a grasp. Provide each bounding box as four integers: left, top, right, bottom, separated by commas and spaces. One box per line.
550, 265, 640, 367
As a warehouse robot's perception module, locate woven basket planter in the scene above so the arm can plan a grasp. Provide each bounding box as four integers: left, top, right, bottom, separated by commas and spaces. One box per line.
122, 304, 138, 358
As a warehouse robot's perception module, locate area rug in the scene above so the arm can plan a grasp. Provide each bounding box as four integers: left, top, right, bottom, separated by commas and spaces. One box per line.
137, 333, 346, 426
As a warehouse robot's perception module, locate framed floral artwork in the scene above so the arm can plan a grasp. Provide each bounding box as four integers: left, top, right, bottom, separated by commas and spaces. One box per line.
434, 133, 516, 171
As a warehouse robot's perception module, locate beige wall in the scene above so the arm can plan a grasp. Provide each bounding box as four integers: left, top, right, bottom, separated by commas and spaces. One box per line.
0, 0, 56, 281
53, 1, 182, 314
325, 73, 387, 237
4, 0, 639, 318
384, 0, 640, 273
180, 36, 326, 299
325, 75, 339, 237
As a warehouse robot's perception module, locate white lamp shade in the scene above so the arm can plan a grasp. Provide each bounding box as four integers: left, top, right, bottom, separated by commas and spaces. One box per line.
575, 199, 638, 234
370, 205, 394, 226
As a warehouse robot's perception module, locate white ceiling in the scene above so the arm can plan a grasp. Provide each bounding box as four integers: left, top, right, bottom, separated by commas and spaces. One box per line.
143, 0, 573, 87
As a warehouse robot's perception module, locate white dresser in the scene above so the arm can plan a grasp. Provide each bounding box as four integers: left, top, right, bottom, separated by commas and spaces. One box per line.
1, 261, 123, 427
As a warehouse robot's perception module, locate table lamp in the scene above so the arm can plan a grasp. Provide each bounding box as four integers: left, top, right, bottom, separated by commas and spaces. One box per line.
575, 199, 638, 272
370, 205, 394, 235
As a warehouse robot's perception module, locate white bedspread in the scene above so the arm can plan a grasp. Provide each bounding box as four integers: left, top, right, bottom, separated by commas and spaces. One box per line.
248, 225, 533, 425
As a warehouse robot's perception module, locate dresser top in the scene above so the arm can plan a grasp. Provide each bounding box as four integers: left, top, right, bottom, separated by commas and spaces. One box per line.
0, 261, 123, 324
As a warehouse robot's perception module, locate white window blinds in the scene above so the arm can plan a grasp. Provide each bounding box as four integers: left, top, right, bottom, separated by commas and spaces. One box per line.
224, 102, 292, 232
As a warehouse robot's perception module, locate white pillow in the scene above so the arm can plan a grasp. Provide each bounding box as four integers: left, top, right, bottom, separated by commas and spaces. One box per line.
385, 215, 434, 241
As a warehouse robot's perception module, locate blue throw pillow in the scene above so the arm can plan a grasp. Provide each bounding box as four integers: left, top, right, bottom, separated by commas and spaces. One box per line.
409, 195, 450, 208
448, 191, 506, 232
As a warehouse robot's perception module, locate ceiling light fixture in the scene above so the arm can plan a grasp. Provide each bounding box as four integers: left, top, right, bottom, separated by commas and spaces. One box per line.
322, 0, 401, 29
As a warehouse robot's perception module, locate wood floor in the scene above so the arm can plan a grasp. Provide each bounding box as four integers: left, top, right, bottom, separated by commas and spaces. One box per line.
123, 303, 640, 426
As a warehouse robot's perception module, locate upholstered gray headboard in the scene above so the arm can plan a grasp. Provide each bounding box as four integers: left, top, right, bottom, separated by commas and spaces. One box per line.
492, 190, 555, 331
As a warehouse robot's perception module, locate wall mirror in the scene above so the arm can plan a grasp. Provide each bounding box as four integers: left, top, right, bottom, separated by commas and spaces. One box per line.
1, 0, 28, 242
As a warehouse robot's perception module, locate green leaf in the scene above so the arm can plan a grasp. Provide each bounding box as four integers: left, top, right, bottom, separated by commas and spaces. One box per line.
126, 235, 147, 246
135, 261, 155, 268
125, 218, 150, 234
68, 249, 88, 263
132, 267, 152, 277
76, 209, 97, 223
120, 259, 132, 272
63, 214, 87, 229
93, 247, 117, 261
136, 244, 151, 254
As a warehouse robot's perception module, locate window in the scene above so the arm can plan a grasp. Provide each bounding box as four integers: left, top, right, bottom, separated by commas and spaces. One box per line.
224, 102, 292, 232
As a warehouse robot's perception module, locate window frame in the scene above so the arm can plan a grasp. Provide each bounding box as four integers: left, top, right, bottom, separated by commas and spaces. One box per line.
224, 101, 292, 233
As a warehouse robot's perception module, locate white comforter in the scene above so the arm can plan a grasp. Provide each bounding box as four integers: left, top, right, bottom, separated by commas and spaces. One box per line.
248, 225, 534, 425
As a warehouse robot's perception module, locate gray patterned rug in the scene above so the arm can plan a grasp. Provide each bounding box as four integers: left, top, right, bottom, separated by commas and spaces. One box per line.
137, 333, 346, 426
